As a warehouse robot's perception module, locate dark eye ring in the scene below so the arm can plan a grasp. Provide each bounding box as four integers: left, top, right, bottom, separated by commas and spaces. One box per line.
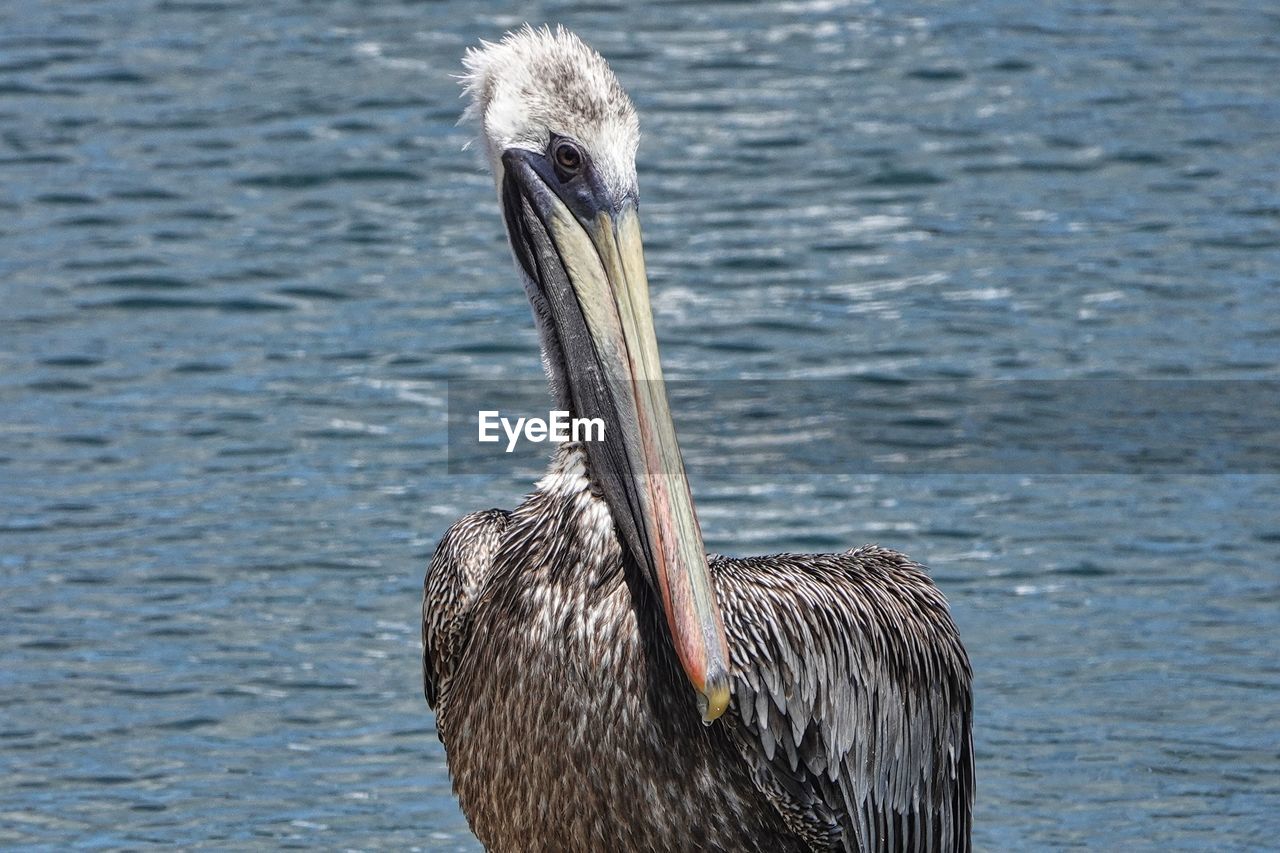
553, 140, 584, 175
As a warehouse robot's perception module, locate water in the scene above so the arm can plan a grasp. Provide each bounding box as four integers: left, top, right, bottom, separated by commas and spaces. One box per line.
2, 0, 1278, 849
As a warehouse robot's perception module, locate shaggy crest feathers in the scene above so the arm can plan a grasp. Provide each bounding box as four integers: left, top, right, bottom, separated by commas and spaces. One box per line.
460, 25, 641, 200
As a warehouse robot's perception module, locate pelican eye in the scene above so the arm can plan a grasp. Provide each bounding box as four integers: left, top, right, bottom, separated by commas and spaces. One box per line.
552, 139, 585, 177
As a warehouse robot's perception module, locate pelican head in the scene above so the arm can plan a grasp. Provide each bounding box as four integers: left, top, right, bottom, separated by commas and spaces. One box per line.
463, 26, 731, 723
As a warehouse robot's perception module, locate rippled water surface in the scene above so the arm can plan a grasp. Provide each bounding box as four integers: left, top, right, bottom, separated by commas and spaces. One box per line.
3, 1, 1279, 849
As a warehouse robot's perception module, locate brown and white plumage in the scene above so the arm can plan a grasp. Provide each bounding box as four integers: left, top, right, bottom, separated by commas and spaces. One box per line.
423, 27, 973, 852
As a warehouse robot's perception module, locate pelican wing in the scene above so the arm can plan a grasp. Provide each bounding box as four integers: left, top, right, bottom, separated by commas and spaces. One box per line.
713, 546, 973, 853
422, 509, 510, 718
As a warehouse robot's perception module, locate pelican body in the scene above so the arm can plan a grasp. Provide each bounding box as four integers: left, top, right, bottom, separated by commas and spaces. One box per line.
423, 27, 973, 853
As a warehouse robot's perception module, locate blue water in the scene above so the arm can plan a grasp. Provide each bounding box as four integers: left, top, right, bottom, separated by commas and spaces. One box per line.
3, 1, 1279, 849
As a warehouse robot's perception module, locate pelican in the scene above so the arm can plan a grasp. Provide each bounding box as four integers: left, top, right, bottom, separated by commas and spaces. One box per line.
423, 26, 973, 853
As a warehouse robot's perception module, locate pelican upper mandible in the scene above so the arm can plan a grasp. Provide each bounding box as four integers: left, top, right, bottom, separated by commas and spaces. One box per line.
423, 26, 973, 853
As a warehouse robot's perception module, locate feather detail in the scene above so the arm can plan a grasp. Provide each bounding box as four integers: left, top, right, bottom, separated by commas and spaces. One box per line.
715, 548, 973, 852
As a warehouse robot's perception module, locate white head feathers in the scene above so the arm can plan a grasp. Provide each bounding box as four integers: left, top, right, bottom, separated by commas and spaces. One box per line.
461, 26, 640, 200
